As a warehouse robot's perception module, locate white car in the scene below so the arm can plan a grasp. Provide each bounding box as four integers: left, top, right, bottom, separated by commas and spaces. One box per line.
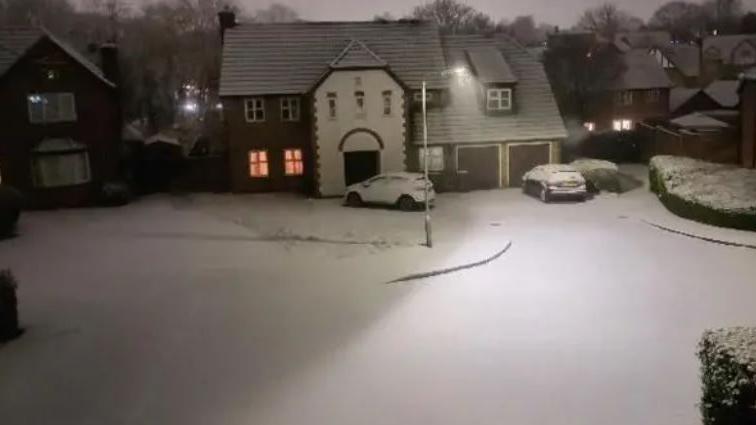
344, 172, 435, 211
522, 164, 588, 203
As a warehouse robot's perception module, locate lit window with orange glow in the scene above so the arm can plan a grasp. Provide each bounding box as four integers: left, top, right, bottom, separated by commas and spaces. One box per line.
284, 149, 304, 176
249, 150, 269, 178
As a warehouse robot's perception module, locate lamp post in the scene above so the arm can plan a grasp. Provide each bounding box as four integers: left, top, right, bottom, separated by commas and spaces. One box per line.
421, 67, 468, 249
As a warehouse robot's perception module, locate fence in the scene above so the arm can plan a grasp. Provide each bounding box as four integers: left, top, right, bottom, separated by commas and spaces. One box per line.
637, 123, 740, 164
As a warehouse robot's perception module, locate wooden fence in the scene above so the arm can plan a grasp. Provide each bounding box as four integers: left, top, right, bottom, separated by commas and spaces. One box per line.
637, 123, 740, 164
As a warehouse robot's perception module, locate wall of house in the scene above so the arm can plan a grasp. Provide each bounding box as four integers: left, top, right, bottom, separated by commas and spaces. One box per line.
223, 95, 313, 193
586, 89, 670, 131
0, 37, 121, 207
313, 69, 406, 196
742, 82, 756, 168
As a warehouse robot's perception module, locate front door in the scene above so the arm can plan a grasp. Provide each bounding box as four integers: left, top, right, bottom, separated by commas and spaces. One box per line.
457, 145, 500, 190
344, 151, 379, 186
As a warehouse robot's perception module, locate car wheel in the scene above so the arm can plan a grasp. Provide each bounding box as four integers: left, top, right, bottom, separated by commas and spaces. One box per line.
540, 186, 550, 203
346, 192, 363, 207
397, 195, 416, 212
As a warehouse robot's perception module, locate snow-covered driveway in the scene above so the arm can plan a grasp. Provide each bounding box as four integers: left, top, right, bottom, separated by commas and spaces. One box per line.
1, 173, 755, 425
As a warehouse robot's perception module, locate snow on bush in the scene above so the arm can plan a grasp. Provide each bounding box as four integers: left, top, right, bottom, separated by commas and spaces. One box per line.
650, 156, 756, 214
699, 327, 756, 425
569, 158, 634, 193
570, 158, 619, 174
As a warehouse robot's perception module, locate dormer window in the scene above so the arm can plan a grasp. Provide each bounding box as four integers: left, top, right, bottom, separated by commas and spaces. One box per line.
486, 88, 512, 111
413, 91, 434, 103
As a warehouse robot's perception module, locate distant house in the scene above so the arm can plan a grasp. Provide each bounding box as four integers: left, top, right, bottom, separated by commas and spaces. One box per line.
702, 35, 756, 84
0, 28, 121, 207
671, 80, 740, 119
649, 45, 700, 87
739, 68, 756, 168
583, 49, 672, 133
218, 15, 566, 195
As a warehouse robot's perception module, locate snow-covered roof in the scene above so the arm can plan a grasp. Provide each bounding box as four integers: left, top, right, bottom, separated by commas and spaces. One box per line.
670, 112, 729, 129
704, 80, 740, 108
609, 49, 672, 90
670, 87, 701, 112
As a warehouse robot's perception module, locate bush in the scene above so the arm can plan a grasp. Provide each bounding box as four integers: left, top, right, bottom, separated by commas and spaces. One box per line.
99, 181, 133, 207
572, 131, 644, 163
0, 269, 21, 341
0, 185, 23, 237
649, 158, 756, 231
699, 328, 756, 425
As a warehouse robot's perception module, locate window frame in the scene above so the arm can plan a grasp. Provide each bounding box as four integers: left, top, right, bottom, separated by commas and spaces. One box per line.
27, 92, 77, 123
584, 122, 596, 132
615, 91, 633, 106
646, 89, 661, 103
283, 148, 304, 176
355, 90, 366, 117
327, 92, 337, 119
31, 151, 91, 188
486, 88, 512, 111
248, 149, 270, 178
418, 146, 445, 172
280, 97, 301, 122
382, 90, 392, 116
244, 98, 266, 123
413, 91, 435, 103
612, 119, 633, 131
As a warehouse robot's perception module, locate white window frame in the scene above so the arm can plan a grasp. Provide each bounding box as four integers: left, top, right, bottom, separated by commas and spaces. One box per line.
382, 90, 392, 116
612, 119, 633, 131
244, 98, 265, 123
355, 91, 366, 117
327, 93, 337, 119
280, 97, 300, 122
249, 150, 269, 178
283, 148, 304, 176
646, 89, 661, 103
486, 88, 512, 111
418, 146, 444, 172
413, 91, 434, 102
27, 93, 77, 123
615, 91, 633, 106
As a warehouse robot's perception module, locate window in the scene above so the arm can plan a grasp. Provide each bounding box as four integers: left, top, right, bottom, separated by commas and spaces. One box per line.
646, 89, 661, 103
280, 97, 300, 122
612, 119, 633, 131
418, 146, 444, 172
382, 90, 392, 116
32, 152, 90, 188
355, 76, 362, 87
327, 93, 337, 119
615, 91, 633, 106
650, 49, 672, 69
249, 150, 269, 178
413, 91, 434, 103
584, 122, 596, 132
27, 93, 76, 123
355, 91, 365, 116
284, 148, 304, 176
486, 88, 512, 111
244, 98, 265, 122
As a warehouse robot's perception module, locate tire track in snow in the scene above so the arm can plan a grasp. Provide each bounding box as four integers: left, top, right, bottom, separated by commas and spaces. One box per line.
641, 220, 756, 250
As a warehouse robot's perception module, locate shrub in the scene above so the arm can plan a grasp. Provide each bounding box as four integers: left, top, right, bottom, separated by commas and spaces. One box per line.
0, 269, 21, 341
699, 328, 756, 425
99, 181, 133, 207
649, 157, 756, 231
573, 131, 644, 163
0, 185, 22, 237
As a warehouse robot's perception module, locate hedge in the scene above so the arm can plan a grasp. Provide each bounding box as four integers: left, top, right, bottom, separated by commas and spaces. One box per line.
699, 328, 756, 425
0, 269, 21, 341
0, 185, 22, 238
649, 162, 756, 231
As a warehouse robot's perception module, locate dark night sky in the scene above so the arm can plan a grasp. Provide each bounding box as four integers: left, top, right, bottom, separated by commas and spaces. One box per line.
118, 0, 756, 27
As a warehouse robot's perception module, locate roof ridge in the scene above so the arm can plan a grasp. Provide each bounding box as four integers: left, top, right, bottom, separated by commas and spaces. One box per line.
330, 39, 387, 68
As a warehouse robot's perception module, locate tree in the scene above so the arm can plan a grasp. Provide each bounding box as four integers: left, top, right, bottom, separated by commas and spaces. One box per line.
741, 12, 756, 33
0, 0, 76, 33
373, 12, 395, 22
577, 3, 642, 39
498, 15, 547, 47
702, 0, 743, 34
252, 3, 299, 23
543, 38, 625, 123
410, 0, 493, 34
649, 1, 706, 42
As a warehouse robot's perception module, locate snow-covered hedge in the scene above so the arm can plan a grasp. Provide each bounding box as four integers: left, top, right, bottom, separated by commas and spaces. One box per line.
649, 156, 756, 230
699, 328, 756, 425
570, 158, 640, 193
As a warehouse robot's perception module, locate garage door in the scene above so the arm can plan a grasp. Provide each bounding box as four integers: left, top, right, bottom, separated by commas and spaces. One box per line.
508, 143, 550, 187
457, 145, 500, 190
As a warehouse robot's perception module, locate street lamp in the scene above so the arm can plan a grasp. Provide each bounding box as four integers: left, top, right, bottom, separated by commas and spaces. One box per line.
421, 66, 470, 249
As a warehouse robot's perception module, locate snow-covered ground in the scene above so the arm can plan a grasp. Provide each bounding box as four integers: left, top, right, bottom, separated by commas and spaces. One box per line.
1, 172, 756, 425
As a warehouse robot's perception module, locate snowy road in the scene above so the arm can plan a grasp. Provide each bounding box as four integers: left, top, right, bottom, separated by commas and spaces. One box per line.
1, 176, 755, 425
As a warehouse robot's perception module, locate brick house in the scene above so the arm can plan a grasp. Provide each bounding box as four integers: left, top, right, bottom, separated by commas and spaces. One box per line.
218, 15, 566, 195
0, 28, 121, 207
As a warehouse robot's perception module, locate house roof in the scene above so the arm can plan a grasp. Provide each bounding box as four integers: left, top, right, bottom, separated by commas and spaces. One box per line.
664, 44, 700, 77
219, 21, 447, 96
330, 39, 387, 69
465, 46, 518, 84
703, 34, 756, 64
670, 112, 729, 129
609, 49, 672, 90
412, 34, 567, 145
615, 31, 671, 51
704, 80, 740, 108
670, 87, 701, 112
0, 27, 114, 87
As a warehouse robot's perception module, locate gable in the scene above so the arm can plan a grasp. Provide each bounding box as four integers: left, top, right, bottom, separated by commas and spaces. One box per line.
732, 40, 756, 66
330, 39, 386, 69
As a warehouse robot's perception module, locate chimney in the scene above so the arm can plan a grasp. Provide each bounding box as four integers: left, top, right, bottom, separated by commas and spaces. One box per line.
218, 7, 237, 44
100, 43, 119, 86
